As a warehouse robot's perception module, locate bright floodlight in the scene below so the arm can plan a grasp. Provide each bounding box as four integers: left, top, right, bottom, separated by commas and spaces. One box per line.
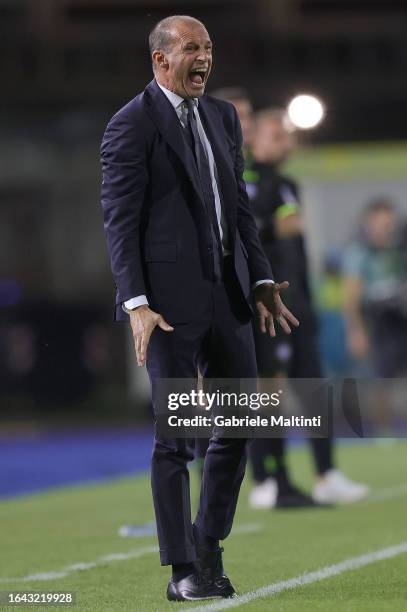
287, 94, 325, 129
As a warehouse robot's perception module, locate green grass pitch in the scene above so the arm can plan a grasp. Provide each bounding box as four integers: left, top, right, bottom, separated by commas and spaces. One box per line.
1, 441, 406, 611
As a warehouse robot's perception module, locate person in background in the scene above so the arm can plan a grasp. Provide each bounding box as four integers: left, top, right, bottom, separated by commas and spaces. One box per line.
316, 251, 352, 377
343, 199, 407, 432
246, 106, 369, 507
343, 198, 407, 374
195, 91, 369, 507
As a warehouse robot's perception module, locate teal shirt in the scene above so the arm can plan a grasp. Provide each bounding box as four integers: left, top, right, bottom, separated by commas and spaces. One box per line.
343, 242, 407, 306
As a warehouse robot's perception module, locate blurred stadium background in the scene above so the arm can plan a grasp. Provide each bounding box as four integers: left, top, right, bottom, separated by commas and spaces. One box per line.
1, 2, 407, 608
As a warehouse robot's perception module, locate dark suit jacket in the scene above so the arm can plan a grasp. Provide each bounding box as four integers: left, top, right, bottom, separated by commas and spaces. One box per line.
101, 79, 273, 323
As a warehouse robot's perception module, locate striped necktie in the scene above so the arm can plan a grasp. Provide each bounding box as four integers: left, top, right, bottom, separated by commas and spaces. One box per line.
184, 99, 222, 281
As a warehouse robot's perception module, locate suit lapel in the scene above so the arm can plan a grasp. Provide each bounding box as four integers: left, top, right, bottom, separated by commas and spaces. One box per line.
143, 80, 238, 239
143, 80, 204, 204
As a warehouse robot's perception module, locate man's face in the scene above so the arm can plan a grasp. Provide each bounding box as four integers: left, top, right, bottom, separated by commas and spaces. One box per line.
253, 118, 296, 165
154, 20, 212, 98
366, 208, 396, 247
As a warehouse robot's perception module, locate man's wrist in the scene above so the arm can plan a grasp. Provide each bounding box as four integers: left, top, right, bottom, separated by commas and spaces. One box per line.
123, 304, 149, 315
123, 294, 149, 314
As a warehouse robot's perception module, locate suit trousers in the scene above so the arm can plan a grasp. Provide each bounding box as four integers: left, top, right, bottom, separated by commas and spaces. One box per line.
146, 258, 257, 565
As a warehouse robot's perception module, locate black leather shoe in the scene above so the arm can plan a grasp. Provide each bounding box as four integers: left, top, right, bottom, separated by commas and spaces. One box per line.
167, 572, 232, 601
196, 546, 237, 598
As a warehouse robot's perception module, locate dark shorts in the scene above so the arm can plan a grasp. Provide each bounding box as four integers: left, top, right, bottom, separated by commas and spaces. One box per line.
368, 311, 407, 377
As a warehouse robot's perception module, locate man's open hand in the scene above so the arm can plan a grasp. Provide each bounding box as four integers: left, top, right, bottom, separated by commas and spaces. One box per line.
128, 305, 174, 366
254, 281, 299, 337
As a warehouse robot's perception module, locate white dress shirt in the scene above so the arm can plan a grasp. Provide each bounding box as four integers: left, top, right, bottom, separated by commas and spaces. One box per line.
124, 82, 272, 311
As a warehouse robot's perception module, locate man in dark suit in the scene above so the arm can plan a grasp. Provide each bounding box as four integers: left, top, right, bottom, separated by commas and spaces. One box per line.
101, 15, 298, 602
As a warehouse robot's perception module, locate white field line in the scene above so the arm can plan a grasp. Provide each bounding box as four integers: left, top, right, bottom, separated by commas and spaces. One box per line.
0, 546, 158, 583
0, 523, 261, 584
0, 481, 405, 586
363, 483, 407, 503
231, 523, 262, 535
185, 541, 407, 612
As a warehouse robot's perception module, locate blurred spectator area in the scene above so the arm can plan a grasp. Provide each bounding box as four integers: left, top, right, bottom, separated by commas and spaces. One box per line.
0, 0, 407, 141
286, 144, 407, 277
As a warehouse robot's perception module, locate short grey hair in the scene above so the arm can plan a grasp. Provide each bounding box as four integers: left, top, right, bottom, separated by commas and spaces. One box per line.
148, 15, 204, 71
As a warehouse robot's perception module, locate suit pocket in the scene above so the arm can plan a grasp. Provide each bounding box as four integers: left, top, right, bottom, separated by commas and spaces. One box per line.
145, 242, 177, 262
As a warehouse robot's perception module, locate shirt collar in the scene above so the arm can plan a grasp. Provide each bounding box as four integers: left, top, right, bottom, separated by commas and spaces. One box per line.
156, 80, 198, 110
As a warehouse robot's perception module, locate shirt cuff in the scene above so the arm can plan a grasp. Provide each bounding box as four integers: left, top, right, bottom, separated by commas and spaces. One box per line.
123, 295, 149, 312
252, 279, 274, 289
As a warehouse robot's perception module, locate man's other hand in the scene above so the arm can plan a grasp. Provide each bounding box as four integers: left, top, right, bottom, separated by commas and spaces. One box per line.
254, 281, 300, 337
128, 305, 174, 366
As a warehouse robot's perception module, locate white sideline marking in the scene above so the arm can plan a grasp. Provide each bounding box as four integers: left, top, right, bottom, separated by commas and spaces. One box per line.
231, 523, 262, 535
363, 483, 407, 503
1, 481, 406, 586
185, 541, 407, 611
0, 523, 261, 584
0, 546, 158, 583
